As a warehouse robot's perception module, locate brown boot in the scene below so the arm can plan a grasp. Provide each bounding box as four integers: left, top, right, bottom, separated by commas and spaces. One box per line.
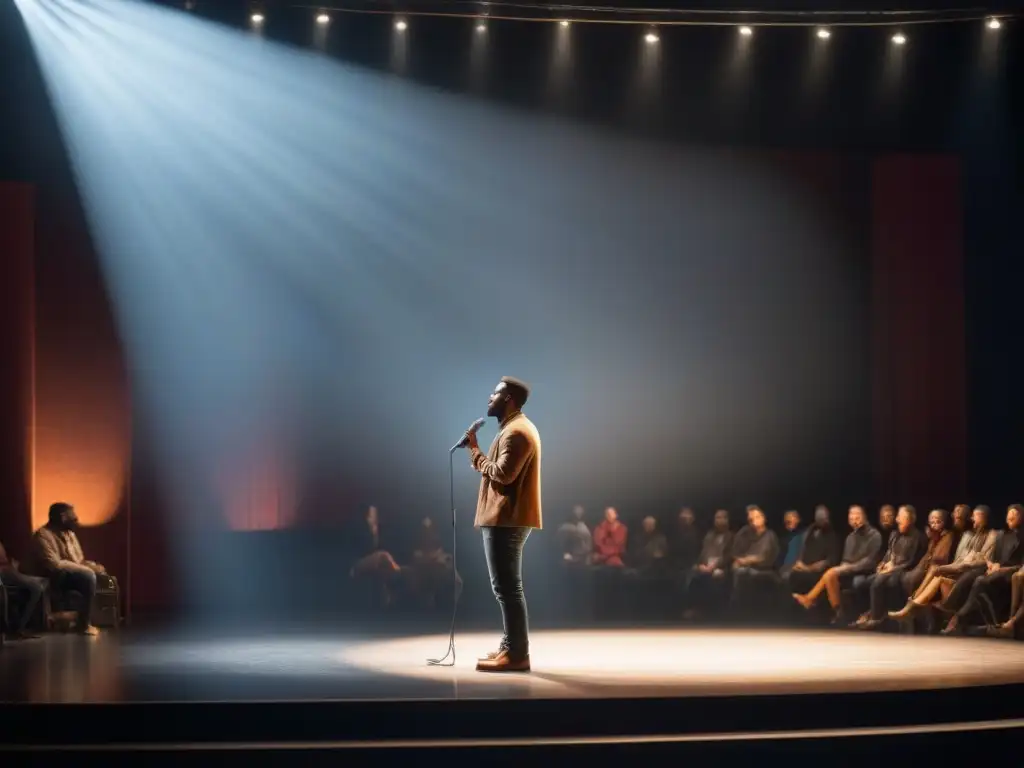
475, 649, 530, 673
987, 622, 1015, 639
888, 601, 920, 621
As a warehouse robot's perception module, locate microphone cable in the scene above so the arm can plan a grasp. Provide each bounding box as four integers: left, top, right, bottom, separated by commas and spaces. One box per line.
427, 448, 460, 666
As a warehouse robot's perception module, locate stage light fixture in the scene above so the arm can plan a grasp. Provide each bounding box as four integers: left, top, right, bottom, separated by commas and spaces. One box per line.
395, 19, 408, 31
738, 26, 753, 37
816, 27, 831, 39
644, 31, 659, 44
559, 20, 570, 28
891, 32, 906, 45
316, 13, 330, 25
987, 18, 1001, 30
250, 13, 264, 24
476, 22, 487, 33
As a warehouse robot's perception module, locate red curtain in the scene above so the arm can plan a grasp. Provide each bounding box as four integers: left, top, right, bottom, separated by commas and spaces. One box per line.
871, 155, 966, 505
0, 183, 36, 556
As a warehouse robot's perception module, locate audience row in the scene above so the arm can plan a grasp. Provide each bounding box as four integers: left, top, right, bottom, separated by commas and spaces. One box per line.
558, 501, 1023, 637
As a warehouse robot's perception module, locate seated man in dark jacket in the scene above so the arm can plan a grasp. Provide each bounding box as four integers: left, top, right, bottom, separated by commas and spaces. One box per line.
792, 504, 882, 621
730, 506, 779, 612
786, 505, 841, 594
681, 509, 733, 619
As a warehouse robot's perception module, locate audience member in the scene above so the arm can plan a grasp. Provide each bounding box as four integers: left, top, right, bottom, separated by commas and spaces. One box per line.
730, 506, 757, 564
777, 510, 804, 571
348, 505, 402, 606
408, 517, 461, 609
851, 504, 924, 629
670, 507, 702, 571
592, 507, 627, 567
901, 508, 955, 596
0, 539, 45, 640
558, 505, 592, 564
792, 504, 882, 622
731, 506, 780, 611
631, 516, 668, 572
786, 505, 840, 592
682, 509, 733, 619
23, 502, 104, 636
939, 504, 1023, 635
878, 505, 896, 540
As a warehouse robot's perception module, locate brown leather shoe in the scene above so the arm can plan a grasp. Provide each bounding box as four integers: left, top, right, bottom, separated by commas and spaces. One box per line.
475, 650, 530, 673
479, 642, 509, 661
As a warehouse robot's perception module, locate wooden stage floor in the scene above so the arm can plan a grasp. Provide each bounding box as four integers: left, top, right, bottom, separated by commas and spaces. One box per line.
3, 625, 1024, 761
2, 625, 1024, 702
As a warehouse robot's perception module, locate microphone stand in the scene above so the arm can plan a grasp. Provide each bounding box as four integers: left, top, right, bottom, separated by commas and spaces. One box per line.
427, 443, 462, 666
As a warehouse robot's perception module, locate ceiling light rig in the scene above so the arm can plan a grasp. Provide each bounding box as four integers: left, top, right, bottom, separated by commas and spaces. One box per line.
276, 6, 1016, 46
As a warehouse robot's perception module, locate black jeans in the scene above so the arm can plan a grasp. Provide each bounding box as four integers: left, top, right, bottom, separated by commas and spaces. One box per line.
482, 526, 531, 659
866, 570, 906, 620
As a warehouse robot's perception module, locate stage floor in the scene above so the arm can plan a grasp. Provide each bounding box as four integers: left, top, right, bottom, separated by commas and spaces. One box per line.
2, 625, 1022, 703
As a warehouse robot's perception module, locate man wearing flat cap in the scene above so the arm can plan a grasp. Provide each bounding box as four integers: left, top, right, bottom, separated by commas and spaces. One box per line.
463, 376, 542, 672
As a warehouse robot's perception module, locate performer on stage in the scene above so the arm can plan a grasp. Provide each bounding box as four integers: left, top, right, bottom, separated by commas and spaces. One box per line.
463, 376, 542, 672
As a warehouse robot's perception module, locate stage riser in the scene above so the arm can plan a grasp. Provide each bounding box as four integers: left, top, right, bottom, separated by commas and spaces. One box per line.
5, 732, 1024, 764
2, 688, 1023, 747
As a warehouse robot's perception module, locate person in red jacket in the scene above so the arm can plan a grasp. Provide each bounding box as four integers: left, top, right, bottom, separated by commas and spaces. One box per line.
592, 507, 628, 567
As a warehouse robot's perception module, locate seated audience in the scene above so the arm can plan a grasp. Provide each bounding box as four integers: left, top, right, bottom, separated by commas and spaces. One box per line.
0, 539, 45, 640
786, 505, 840, 592
731, 506, 780, 610
900, 508, 957, 596
939, 503, 1022, 635
558, 505, 592, 564
682, 509, 733, 619
408, 516, 461, 609
852, 504, 924, 629
23, 502, 104, 635
730, 506, 757, 563
878, 505, 896, 542
348, 505, 402, 606
592, 507, 627, 567
670, 507, 702, 571
890, 504, 997, 623
777, 510, 804, 571
792, 504, 882, 622
630, 516, 669, 573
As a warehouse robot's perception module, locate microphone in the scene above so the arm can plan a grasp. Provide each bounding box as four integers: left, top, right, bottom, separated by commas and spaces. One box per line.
451, 417, 486, 453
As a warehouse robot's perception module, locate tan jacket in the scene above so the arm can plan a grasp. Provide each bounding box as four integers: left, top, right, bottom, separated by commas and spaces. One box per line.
23, 526, 86, 576
469, 411, 542, 529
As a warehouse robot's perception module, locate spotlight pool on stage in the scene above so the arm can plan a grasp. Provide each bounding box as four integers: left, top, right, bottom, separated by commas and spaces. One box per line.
345, 627, 1024, 696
